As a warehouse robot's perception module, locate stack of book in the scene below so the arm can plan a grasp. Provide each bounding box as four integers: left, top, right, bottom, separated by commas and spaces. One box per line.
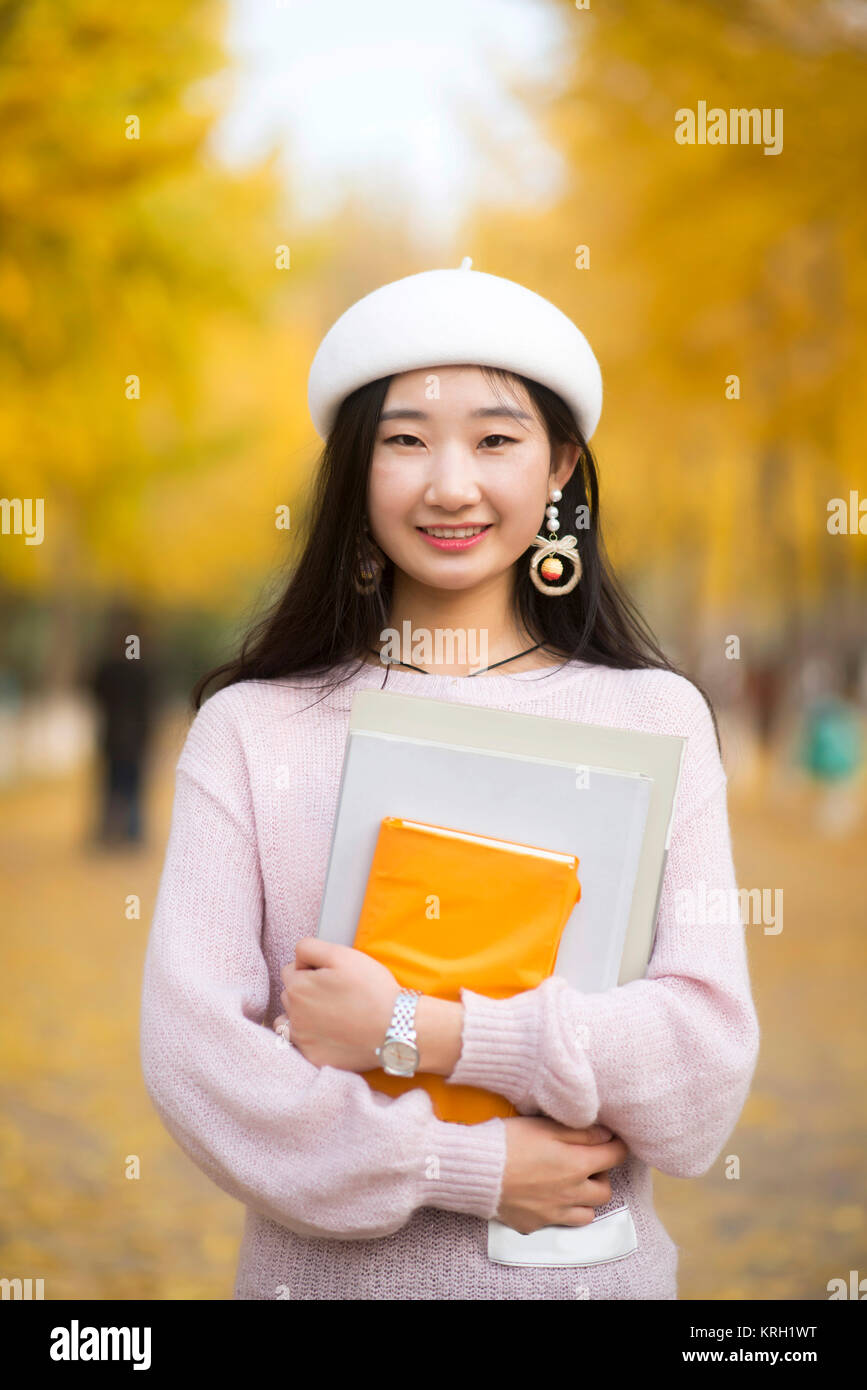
315, 689, 685, 1268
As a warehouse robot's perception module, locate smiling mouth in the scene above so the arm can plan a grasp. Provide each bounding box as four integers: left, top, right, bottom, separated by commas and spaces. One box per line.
417, 525, 492, 538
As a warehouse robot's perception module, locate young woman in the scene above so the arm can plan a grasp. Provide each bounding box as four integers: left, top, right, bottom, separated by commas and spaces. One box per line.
140, 262, 760, 1301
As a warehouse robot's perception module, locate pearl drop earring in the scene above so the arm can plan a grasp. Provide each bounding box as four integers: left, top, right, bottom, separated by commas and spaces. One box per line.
529, 486, 582, 595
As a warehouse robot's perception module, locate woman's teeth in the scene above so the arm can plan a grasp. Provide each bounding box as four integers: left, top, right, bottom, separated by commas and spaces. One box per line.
420, 525, 490, 538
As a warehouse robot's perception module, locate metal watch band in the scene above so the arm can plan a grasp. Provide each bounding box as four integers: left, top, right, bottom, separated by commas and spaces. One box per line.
385, 988, 422, 1043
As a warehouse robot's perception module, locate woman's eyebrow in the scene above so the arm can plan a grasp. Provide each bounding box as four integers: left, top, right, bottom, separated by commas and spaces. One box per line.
379, 406, 533, 422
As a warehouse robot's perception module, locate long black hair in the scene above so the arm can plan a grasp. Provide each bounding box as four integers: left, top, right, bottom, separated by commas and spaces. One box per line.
192, 365, 721, 752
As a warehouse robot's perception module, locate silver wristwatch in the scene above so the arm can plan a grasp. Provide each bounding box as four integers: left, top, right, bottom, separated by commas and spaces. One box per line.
375, 988, 423, 1077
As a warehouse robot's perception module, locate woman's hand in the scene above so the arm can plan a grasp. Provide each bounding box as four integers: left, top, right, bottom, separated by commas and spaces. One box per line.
496, 1116, 628, 1234
273, 938, 400, 1071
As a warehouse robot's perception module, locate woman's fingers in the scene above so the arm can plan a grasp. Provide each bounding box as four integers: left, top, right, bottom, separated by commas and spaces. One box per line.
584, 1173, 612, 1205
564, 1206, 596, 1227
585, 1138, 628, 1171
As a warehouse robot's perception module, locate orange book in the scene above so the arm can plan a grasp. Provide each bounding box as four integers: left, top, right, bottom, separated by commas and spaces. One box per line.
353, 816, 581, 1124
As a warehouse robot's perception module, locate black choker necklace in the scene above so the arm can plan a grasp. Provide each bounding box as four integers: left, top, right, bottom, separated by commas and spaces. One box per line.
367, 642, 548, 676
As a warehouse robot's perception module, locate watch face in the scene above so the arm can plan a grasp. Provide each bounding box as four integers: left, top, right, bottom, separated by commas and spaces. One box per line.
381, 1039, 419, 1075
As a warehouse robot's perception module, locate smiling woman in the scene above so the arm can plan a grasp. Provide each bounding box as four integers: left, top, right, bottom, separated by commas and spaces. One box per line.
184, 264, 704, 689
371, 372, 591, 611
360, 365, 583, 640
186, 324, 718, 697
140, 260, 758, 1302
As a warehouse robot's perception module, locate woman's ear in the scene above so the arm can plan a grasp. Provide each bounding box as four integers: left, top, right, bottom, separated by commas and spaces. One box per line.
549, 442, 583, 494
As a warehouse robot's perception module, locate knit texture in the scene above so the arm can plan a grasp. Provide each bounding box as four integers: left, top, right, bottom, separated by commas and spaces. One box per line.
139, 657, 760, 1300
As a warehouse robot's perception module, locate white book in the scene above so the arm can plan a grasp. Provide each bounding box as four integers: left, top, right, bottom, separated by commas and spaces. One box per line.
316, 689, 686, 1268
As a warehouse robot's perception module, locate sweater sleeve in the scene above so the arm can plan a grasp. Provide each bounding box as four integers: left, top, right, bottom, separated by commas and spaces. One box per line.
139, 694, 506, 1241
443, 681, 761, 1179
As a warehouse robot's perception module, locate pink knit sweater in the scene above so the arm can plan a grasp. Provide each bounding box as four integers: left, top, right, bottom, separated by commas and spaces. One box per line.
139, 657, 760, 1300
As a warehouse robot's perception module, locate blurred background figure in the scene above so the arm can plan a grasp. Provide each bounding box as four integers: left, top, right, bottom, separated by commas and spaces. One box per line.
85, 603, 159, 848
745, 653, 788, 757
797, 654, 864, 836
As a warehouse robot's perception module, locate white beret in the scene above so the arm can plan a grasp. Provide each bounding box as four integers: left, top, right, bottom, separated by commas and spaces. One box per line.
307, 258, 603, 442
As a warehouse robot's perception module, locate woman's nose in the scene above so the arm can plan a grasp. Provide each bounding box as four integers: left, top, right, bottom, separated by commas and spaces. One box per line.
423, 453, 483, 510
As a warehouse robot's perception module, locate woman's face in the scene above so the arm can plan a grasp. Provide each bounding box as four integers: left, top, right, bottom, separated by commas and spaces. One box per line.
366, 365, 576, 593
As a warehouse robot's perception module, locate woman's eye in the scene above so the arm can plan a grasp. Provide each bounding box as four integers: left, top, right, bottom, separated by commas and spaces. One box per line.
383, 433, 515, 448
